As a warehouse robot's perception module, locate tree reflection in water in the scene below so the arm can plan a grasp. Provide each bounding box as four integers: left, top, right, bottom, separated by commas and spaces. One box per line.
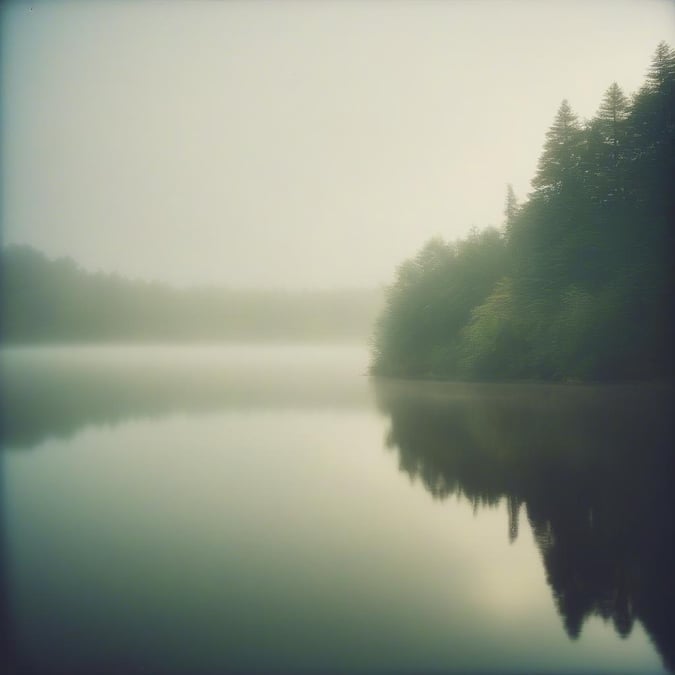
373, 379, 675, 673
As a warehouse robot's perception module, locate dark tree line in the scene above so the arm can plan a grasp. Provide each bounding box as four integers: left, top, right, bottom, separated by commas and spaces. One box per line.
372, 43, 675, 381
0, 245, 382, 343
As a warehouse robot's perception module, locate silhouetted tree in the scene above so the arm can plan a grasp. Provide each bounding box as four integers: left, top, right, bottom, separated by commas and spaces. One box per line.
531, 99, 584, 196
596, 82, 629, 147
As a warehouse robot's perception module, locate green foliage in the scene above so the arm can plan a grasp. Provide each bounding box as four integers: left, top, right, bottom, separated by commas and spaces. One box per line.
371, 229, 507, 377
457, 277, 527, 379
372, 43, 675, 381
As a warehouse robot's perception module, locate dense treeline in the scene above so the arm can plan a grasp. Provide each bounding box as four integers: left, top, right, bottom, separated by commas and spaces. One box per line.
372, 43, 675, 381
0, 246, 382, 343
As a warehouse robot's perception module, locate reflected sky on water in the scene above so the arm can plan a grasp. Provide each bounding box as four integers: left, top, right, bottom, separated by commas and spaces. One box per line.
0, 346, 671, 674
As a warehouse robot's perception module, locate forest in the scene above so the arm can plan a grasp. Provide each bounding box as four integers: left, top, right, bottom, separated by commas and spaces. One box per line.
371, 43, 674, 381
0, 245, 381, 343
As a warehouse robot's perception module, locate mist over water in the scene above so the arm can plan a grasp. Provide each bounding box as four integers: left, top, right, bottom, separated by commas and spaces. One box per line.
1, 2, 674, 673
1, 345, 672, 674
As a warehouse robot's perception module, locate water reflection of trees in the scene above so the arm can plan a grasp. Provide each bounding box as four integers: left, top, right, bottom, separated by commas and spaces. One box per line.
374, 379, 675, 673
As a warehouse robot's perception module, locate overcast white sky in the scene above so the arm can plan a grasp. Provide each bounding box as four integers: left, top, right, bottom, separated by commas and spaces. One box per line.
2, 0, 674, 288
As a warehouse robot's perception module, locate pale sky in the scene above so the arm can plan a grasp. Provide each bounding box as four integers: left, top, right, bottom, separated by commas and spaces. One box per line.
2, 0, 674, 289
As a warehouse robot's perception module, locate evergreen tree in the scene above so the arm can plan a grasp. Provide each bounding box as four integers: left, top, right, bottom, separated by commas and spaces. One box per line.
371, 43, 674, 381
531, 100, 584, 196
504, 184, 519, 229
645, 41, 675, 91
628, 42, 675, 155
595, 82, 629, 147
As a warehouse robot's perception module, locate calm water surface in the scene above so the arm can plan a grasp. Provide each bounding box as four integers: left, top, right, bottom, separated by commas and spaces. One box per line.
1, 345, 673, 674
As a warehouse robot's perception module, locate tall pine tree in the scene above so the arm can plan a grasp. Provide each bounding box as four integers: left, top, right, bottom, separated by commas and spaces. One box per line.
596, 82, 629, 147
531, 100, 584, 196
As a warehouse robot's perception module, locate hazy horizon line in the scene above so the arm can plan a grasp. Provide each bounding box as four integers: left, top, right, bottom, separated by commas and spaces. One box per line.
1, 242, 386, 294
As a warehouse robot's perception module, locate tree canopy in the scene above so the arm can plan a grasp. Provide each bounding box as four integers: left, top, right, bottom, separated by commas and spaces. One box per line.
371, 43, 675, 381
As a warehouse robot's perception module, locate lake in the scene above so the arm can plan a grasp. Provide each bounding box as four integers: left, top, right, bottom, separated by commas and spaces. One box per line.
1, 345, 672, 674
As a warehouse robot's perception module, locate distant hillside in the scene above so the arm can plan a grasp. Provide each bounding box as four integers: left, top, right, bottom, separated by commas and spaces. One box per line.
0, 246, 383, 343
